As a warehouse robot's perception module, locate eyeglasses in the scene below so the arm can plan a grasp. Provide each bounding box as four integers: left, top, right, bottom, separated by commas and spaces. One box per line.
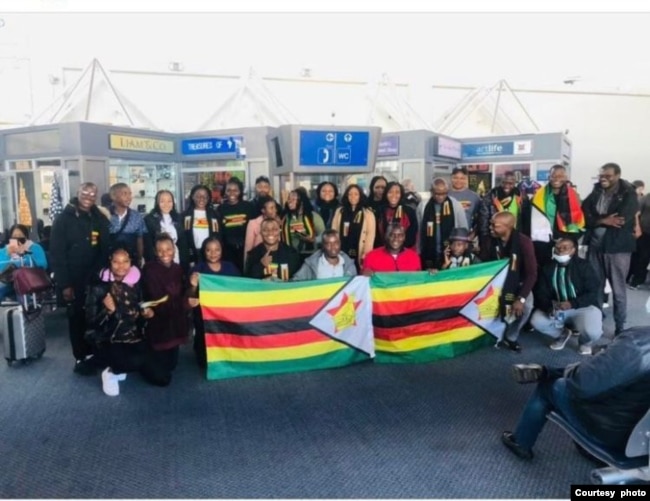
80, 190, 97, 198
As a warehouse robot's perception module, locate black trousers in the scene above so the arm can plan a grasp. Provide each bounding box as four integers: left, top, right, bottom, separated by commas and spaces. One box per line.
66, 285, 93, 361
629, 233, 650, 286
96, 342, 177, 387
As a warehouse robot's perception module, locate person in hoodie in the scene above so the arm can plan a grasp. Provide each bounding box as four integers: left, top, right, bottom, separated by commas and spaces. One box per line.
218, 177, 255, 273
50, 182, 110, 376
581, 162, 638, 336
141, 234, 190, 385
84, 247, 154, 397
292, 229, 357, 281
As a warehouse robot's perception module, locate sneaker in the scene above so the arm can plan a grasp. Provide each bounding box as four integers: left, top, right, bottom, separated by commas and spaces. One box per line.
511, 364, 546, 384
101, 368, 120, 397
501, 431, 534, 460
74, 357, 97, 376
603, 302, 610, 308
550, 328, 572, 351
578, 344, 593, 356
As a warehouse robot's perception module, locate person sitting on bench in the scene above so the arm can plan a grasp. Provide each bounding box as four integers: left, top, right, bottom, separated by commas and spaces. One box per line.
501, 326, 650, 460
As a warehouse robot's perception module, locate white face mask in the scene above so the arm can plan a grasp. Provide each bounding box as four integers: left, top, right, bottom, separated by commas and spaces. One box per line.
552, 251, 572, 264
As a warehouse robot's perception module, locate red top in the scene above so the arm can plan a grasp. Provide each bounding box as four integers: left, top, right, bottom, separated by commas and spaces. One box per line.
362, 247, 422, 273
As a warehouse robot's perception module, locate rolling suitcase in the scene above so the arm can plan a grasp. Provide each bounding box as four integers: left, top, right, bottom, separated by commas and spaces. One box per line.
1, 304, 46, 365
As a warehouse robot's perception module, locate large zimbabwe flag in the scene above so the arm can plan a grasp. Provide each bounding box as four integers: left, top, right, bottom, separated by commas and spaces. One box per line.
200, 275, 373, 380
371, 260, 508, 363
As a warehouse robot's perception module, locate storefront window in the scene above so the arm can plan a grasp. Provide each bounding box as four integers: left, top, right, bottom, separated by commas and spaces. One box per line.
181, 160, 246, 207
109, 160, 178, 213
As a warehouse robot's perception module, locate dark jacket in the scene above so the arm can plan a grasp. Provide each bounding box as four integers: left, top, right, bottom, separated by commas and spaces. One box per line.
582, 179, 638, 253
478, 188, 531, 239
49, 199, 110, 291
244, 243, 301, 280
143, 212, 190, 270
565, 327, 650, 450
533, 256, 600, 313
181, 206, 221, 263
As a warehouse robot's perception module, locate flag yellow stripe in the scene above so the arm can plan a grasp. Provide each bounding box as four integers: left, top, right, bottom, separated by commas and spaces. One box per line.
206, 339, 348, 362
375, 326, 484, 352
202, 282, 343, 308
371, 276, 490, 302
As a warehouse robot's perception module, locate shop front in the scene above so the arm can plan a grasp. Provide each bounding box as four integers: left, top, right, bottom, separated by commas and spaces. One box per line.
178, 127, 276, 207
273, 125, 382, 202
373, 130, 462, 194
0, 123, 179, 237
459, 132, 571, 198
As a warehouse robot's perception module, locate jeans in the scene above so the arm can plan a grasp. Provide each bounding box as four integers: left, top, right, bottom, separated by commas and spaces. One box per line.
513, 377, 591, 450
530, 305, 603, 346
587, 249, 630, 332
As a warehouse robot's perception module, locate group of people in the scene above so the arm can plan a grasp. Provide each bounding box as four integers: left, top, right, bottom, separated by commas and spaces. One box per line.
1, 163, 640, 403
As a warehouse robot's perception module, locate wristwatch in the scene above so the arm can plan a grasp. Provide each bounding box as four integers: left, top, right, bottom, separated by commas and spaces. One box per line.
518, 296, 526, 304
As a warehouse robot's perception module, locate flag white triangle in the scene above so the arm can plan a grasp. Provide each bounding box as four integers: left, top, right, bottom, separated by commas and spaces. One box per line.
309, 276, 375, 357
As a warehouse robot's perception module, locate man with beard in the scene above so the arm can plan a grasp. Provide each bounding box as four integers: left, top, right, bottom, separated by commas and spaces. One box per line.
478, 172, 531, 261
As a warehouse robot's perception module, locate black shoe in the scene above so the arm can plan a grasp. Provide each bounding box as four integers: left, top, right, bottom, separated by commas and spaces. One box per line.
511, 364, 545, 384
498, 339, 522, 352
74, 358, 97, 376
501, 431, 534, 460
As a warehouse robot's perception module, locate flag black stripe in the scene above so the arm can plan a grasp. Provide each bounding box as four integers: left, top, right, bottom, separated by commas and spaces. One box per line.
372, 307, 459, 328
204, 317, 313, 336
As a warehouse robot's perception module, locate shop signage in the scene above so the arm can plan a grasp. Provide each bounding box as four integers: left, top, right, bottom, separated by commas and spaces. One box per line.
109, 134, 174, 154
462, 140, 533, 158
181, 136, 243, 156
437, 137, 462, 159
377, 136, 399, 157
299, 130, 370, 167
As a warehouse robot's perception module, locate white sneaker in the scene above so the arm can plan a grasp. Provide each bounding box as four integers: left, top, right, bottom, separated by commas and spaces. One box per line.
550, 328, 572, 351
115, 373, 127, 382
101, 368, 120, 397
578, 344, 593, 356
603, 302, 610, 308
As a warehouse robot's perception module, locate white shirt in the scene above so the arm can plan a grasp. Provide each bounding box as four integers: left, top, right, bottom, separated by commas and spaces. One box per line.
316, 254, 345, 279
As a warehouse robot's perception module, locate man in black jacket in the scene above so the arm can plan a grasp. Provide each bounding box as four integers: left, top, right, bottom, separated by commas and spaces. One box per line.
50, 183, 110, 375
530, 238, 602, 355
501, 326, 650, 460
581, 162, 638, 335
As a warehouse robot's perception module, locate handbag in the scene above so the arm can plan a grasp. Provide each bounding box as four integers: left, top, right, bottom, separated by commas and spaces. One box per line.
13, 267, 53, 295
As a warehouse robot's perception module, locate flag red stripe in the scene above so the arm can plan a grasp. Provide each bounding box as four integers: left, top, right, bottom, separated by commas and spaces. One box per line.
205, 329, 330, 349
202, 299, 327, 322
374, 316, 474, 341
372, 291, 476, 316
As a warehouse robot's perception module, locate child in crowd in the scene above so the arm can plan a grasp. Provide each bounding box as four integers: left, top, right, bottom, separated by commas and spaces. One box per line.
141, 234, 190, 385
441, 228, 482, 270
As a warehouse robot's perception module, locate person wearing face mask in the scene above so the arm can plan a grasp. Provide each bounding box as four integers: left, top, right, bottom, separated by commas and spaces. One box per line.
530, 238, 602, 355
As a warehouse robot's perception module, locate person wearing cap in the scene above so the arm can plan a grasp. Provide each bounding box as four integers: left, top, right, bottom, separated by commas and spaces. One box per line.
448, 166, 481, 239
417, 178, 468, 270
441, 227, 482, 270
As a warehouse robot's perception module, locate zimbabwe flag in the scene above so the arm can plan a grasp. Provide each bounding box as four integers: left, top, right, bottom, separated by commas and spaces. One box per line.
371, 260, 508, 363
200, 275, 373, 380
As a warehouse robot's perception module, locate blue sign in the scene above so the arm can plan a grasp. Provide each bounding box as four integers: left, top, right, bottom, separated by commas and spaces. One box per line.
536, 170, 550, 182
462, 141, 514, 158
182, 136, 243, 156
299, 130, 370, 167
377, 135, 399, 157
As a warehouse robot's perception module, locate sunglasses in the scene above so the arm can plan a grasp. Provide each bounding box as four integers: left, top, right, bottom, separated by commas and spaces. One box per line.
12, 237, 27, 245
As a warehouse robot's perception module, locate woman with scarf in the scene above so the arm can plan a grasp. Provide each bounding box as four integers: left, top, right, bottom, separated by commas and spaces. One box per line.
331, 184, 376, 271
367, 175, 388, 214
181, 184, 221, 266
376, 182, 418, 249
313, 181, 340, 230
143, 190, 190, 272
281, 188, 324, 260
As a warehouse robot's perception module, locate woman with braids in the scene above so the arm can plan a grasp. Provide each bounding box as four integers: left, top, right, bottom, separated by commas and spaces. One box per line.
376, 181, 418, 249
280, 188, 325, 260
331, 184, 376, 271
313, 181, 340, 230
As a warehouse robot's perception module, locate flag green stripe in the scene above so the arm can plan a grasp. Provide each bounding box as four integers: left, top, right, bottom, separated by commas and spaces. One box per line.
369, 260, 507, 289
374, 333, 493, 364
206, 348, 370, 380
201, 274, 347, 293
